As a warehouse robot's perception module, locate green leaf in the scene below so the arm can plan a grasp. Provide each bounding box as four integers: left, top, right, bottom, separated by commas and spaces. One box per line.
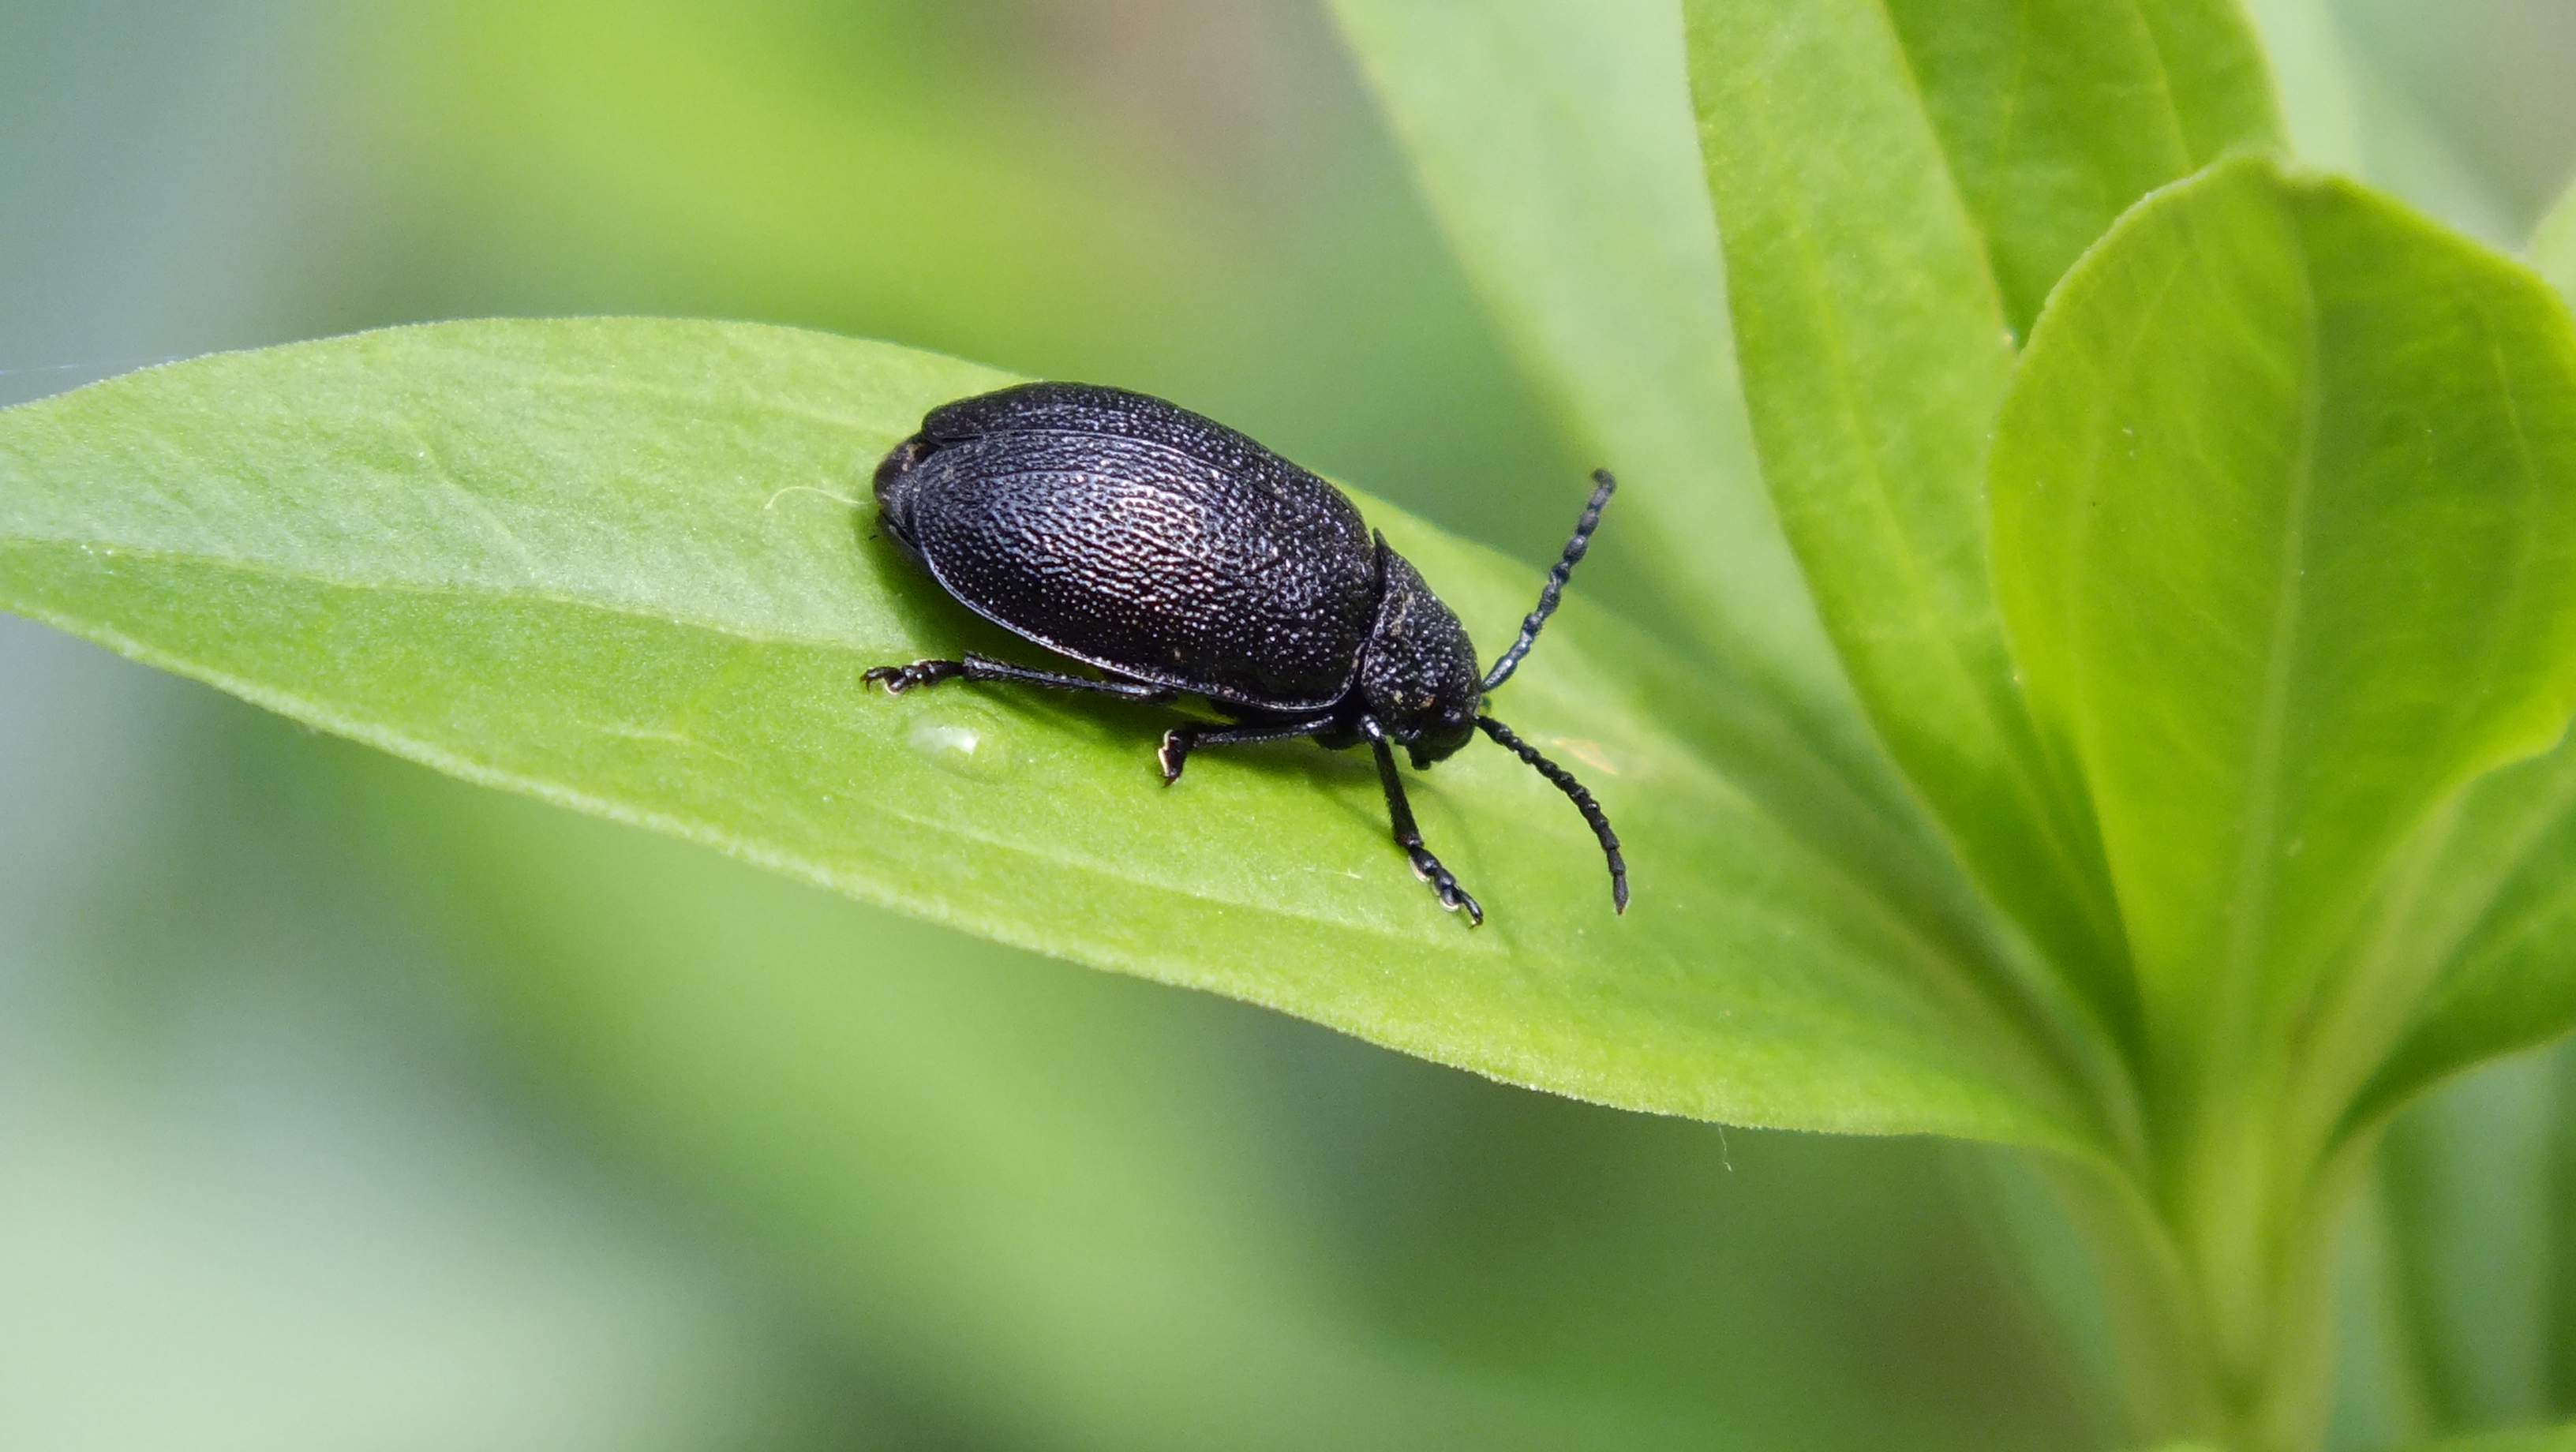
2346, 747, 2576, 1130
2320, 182, 2576, 1134
1682, 0, 2279, 1032
1326, 0, 1857, 739
2327, 189, 2576, 1132
1324, 0, 2050, 1132
2537, 182, 2576, 305
1883, 0, 2282, 340
0, 319, 2102, 1151
1989, 152, 2576, 1181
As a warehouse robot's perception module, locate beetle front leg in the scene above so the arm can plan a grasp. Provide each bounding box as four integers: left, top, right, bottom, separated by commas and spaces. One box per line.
1360, 717, 1481, 926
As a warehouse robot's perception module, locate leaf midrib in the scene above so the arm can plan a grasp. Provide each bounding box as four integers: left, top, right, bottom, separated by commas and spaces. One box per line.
2215, 238, 2325, 1050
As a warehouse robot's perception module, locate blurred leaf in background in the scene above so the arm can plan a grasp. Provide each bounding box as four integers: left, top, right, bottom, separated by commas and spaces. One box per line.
0, 620, 896, 1450
2245, 0, 2574, 246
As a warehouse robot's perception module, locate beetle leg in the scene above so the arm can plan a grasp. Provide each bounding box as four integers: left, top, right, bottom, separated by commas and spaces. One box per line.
959, 653, 1178, 700
1158, 716, 1337, 785
1360, 717, 1482, 926
866, 653, 1176, 702
863, 657, 967, 694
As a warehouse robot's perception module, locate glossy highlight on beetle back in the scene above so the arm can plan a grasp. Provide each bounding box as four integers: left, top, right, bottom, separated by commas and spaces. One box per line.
876, 383, 1386, 713
864, 381, 1627, 925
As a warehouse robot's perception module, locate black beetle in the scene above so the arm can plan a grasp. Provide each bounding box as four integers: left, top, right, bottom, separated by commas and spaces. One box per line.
865, 382, 1623, 926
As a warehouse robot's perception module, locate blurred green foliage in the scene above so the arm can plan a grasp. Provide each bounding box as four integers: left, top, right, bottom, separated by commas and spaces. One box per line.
2, 2, 2572, 1450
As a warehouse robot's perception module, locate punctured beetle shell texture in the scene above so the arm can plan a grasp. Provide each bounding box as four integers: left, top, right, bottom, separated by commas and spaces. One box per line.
876, 383, 1387, 713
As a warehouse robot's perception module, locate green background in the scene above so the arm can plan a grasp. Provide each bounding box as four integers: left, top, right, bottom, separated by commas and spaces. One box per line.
1, 2, 2569, 1447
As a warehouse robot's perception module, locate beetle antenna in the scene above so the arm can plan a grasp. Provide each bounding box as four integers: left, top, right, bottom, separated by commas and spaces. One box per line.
1476, 715, 1627, 913
1482, 470, 1616, 692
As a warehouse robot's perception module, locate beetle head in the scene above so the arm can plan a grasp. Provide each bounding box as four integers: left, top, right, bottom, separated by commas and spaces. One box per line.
1358, 539, 1481, 768
872, 432, 934, 564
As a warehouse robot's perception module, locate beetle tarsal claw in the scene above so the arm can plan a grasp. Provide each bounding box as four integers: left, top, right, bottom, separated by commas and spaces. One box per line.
863, 658, 964, 695
1398, 846, 1481, 926
1156, 729, 1192, 784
